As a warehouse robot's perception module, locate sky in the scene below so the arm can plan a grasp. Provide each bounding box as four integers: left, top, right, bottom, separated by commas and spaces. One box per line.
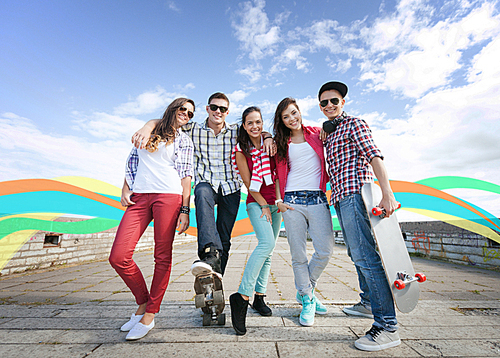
1, 0, 500, 221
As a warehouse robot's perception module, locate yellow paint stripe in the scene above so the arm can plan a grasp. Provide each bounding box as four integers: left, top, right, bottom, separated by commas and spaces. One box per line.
0, 214, 61, 272
404, 208, 500, 244
52, 176, 121, 197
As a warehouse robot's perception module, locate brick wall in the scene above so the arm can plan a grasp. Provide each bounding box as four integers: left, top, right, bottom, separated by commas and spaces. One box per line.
401, 221, 500, 270
1, 227, 195, 276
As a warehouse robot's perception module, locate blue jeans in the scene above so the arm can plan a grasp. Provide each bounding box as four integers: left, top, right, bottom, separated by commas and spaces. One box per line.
282, 191, 334, 298
335, 193, 397, 331
194, 182, 241, 275
238, 203, 282, 297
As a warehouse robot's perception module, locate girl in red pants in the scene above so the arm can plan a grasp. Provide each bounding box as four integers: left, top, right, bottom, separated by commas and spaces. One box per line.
109, 98, 194, 340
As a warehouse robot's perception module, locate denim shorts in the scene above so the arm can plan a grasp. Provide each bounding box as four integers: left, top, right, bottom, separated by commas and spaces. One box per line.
283, 190, 328, 205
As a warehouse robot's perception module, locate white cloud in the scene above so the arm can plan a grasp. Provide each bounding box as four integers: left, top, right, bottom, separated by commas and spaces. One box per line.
363, 34, 500, 184
0, 112, 129, 187
167, 1, 180, 13
231, 0, 281, 61
237, 65, 262, 83
113, 86, 180, 116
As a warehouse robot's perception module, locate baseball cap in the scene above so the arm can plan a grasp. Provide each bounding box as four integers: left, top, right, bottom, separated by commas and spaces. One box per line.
318, 81, 348, 100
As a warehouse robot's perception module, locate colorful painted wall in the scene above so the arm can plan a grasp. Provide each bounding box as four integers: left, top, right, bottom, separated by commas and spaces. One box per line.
1, 176, 500, 273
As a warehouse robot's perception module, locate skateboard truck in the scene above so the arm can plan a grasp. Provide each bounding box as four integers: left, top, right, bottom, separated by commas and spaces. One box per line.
194, 273, 226, 326
394, 271, 427, 290
372, 203, 401, 218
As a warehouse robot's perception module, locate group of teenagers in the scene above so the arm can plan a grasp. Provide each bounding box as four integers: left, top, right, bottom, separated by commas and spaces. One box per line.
108, 81, 401, 352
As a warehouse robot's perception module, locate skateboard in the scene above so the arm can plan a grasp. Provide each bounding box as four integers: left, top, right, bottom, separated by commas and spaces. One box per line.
193, 273, 226, 326
361, 182, 426, 313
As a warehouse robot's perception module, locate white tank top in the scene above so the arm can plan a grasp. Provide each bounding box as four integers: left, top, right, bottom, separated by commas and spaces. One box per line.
133, 141, 182, 194
285, 141, 322, 192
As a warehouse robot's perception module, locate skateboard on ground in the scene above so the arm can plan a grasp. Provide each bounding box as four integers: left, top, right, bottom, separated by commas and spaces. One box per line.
193, 273, 226, 326
361, 182, 426, 313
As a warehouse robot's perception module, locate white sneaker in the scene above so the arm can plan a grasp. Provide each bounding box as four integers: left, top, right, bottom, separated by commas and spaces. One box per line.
355, 325, 401, 351
126, 320, 155, 341
190, 261, 213, 276
120, 313, 144, 332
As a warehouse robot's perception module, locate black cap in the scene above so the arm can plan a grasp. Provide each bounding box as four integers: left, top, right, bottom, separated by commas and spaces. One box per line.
318, 81, 348, 100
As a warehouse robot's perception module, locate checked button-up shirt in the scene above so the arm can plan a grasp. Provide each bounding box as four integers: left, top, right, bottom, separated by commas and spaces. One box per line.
325, 112, 383, 205
181, 119, 241, 196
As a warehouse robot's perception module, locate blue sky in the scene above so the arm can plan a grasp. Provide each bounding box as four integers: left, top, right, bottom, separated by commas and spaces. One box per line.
1, 0, 500, 219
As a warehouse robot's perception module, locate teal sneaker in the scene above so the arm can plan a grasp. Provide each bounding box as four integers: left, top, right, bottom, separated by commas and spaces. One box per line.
315, 295, 327, 315
296, 291, 327, 315
299, 294, 316, 326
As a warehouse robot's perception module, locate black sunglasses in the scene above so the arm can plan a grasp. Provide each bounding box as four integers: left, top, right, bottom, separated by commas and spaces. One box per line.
319, 97, 341, 108
179, 106, 194, 119
208, 104, 228, 113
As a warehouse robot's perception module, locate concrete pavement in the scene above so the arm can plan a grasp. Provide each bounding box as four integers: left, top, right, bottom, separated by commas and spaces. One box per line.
0, 234, 499, 357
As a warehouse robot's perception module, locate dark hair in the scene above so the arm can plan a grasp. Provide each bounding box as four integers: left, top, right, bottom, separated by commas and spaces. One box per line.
145, 97, 195, 153
236, 106, 262, 157
208, 92, 230, 105
273, 97, 299, 160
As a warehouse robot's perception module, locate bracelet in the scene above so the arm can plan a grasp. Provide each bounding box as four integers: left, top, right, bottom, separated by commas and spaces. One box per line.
263, 136, 273, 140
275, 199, 283, 205
260, 204, 270, 209
180, 205, 190, 214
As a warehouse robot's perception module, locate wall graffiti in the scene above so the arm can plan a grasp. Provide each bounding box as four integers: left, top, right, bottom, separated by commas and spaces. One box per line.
483, 243, 500, 262
411, 231, 431, 254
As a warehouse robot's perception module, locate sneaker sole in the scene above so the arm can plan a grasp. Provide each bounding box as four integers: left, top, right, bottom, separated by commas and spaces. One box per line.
299, 317, 314, 326
315, 309, 327, 315
342, 307, 373, 318
355, 339, 401, 351
251, 305, 272, 316
191, 262, 213, 276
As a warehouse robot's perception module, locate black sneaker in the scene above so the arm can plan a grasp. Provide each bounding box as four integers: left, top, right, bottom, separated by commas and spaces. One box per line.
230, 293, 249, 335
191, 245, 222, 276
251, 294, 272, 316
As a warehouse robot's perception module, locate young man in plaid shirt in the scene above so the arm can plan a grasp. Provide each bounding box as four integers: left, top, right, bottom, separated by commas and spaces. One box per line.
318, 81, 401, 352
132, 92, 273, 276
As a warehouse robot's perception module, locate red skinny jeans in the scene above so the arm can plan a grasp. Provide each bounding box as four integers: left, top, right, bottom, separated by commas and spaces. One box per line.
109, 193, 181, 313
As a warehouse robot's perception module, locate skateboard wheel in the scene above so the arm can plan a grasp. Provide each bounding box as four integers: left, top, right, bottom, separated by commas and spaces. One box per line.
195, 293, 206, 308
372, 207, 383, 216
213, 290, 224, 305
415, 273, 426, 283
202, 313, 211, 326
217, 313, 226, 326
394, 279, 405, 290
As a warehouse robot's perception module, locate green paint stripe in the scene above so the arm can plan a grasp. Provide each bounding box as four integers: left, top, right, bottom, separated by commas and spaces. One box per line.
416, 176, 500, 195
0, 217, 119, 238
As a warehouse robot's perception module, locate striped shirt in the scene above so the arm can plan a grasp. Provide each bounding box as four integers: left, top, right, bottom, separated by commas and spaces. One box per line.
125, 130, 194, 190
181, 120, 241, 196
324, 112, 383, 205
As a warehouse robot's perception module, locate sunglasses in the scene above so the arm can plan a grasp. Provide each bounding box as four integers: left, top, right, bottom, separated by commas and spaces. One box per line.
178, 106, 194, 119
319, 97, 341, 108
208, 104, 228, 113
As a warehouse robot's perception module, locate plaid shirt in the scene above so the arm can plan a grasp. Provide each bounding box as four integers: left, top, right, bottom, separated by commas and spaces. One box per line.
325, 112, 383, 205
125, 130, 194, 190
181, 119, 241, 195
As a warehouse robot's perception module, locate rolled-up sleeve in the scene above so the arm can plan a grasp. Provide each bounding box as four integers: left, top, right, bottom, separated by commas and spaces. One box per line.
351, 118, 383, 162
174, 133, 194, 179
125, 147, 139, 190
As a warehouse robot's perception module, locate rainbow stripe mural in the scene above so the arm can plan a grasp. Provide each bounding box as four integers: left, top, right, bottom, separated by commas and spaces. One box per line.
1, 176, 499, 272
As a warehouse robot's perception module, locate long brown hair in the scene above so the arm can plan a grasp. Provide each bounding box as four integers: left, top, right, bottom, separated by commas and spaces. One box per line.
273, 97, 299, 160
145, 98, 195, 152
236, 106, 262, 157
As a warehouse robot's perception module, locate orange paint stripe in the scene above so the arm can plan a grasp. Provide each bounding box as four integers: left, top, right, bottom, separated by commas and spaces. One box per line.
0, 179, 124, 211
390, 180, 500, 231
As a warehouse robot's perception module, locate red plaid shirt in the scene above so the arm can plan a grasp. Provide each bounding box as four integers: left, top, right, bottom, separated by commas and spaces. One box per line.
325, 112, 383, 205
